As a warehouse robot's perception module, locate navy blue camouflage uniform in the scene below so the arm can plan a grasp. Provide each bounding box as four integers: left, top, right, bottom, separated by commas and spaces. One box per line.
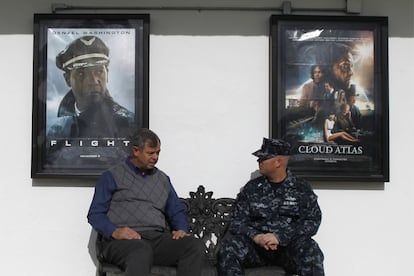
218, 170, 324, 276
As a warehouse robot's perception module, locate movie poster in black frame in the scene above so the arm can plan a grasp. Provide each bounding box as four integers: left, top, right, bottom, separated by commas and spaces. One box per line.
31, 13, 149, 179
270, 15, 389, 182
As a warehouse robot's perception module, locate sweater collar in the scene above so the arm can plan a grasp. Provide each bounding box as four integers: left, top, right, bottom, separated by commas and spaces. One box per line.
125, 157, 157, 176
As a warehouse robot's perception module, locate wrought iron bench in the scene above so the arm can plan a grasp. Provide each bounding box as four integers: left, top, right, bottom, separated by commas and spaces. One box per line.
95, 185, 286, 276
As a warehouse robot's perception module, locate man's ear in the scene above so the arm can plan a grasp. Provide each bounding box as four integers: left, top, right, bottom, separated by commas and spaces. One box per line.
132, 145, 141, 155
63, 71, 71, 86
278, 156, 289, 167
274, 157, 283, 168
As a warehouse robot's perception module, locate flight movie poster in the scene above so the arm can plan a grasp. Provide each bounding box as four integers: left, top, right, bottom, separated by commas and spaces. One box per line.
32, 14, 149, 178
270, 16, 389, 181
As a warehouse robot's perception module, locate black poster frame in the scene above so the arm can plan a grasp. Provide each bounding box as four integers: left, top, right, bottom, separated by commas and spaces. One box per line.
270, 15, 389, 182
31, 13, 149, 179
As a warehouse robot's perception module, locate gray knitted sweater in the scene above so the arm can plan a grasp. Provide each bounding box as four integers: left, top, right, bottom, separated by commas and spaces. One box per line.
107, 162, 171, 232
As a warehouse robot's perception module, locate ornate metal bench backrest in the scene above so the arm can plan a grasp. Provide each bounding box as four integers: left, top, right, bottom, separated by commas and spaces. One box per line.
180, 185, 235, 265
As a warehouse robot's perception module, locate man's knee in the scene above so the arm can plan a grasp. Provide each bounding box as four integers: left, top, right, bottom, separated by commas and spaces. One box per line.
176, 236, 205, 263
291, 238, 324, 260
104, 240, 154, 274
286, 238, 324, 276
218, 236, 236, 259
127, 241, 153, 260
218, 235, 251, 265
217, 236, 247, 276
184, 236, 205, 262
104, 239, 151, 259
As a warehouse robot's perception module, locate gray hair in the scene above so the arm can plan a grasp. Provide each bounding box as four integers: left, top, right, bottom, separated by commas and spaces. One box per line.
131, 128, 160, 150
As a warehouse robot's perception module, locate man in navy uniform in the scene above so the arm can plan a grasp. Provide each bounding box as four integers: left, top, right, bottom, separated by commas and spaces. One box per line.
218, 138, 325, 276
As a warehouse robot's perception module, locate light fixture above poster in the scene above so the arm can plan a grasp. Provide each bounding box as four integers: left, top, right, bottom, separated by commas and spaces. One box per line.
50, 1, 361, 15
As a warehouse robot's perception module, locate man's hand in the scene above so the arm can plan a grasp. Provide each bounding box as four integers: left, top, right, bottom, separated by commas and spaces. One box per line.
112, 227, 141, 240
253, 233, 279, 250
172, 230, 190, 240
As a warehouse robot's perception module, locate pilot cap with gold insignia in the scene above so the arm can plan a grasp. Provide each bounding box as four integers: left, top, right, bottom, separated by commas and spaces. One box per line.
56, 36, 110, 71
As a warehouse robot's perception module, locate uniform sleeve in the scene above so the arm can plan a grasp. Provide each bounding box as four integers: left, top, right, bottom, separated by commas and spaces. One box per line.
165, 180, 189, 232
273, 183, 322, 246
228, 186, 262, 240
87, 171, 118, 239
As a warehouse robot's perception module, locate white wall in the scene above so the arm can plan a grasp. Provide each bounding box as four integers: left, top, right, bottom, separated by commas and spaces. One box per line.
0, 1, 413, 275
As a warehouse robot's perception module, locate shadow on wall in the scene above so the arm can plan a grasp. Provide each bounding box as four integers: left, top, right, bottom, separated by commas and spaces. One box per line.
87, 229, 100, 275
0, 1, 412, 36
31, 178, 96, 187
249, 169, 385, 191
1, 8, 274, 36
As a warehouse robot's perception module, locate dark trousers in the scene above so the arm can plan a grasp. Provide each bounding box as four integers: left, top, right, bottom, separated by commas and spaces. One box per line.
217, 234, 324, 276
102, 230, 205, 276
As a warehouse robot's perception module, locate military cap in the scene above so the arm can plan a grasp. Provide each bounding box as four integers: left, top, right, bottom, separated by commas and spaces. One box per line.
252, 138, 291, 159
56, 36, 109, 71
